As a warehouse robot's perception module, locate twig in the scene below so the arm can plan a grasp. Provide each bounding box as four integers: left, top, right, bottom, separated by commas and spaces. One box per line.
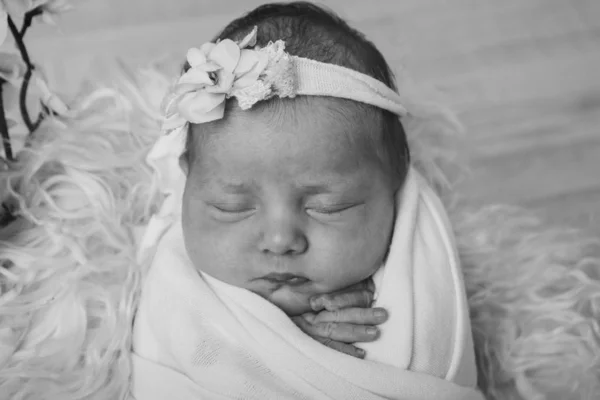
19, 7, 44, 38
7, 16, 33, 69
1, 7, 48, 162
18, 69, 38, 131
7, 13, 44, 133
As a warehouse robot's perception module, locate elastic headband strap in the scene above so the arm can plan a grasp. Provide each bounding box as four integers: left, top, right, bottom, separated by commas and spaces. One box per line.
292, 57, 407, 116
161, 27, 407, 131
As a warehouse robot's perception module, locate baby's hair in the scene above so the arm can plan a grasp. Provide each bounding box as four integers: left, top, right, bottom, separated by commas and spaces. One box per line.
183, 1, 410, 181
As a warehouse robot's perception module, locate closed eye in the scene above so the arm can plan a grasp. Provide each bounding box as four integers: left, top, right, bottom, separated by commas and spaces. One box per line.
306, 203, 362, 217
208, 203, 256, 221
212, 204, 255, 214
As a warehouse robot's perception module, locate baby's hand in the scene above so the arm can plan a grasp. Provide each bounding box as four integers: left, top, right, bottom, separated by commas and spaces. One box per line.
291, 279, 388, 359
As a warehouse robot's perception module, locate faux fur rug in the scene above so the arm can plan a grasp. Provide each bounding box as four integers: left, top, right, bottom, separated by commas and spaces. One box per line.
0, 62, 599, 400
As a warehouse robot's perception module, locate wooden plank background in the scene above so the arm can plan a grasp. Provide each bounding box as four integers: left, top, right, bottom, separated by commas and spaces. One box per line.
17, 0, 600, 234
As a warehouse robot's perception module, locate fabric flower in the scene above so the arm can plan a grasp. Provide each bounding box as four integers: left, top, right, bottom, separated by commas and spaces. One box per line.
163, 27, 269, 129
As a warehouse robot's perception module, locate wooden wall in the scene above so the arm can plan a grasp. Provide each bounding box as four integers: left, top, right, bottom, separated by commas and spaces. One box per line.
18, 0, 600, 233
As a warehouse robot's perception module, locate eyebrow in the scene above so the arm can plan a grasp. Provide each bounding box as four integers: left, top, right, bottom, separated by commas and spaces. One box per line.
213, 174, 369, 194
216, 182, 337, 194
218, 182, 253, 193
301, 183, 341, 195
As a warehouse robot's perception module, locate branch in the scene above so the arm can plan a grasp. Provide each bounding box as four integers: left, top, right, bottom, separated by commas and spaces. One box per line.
20, 7, 44, 38
7, 15, 33, 69
1, 7, 49, 161
18, 69, 38, 131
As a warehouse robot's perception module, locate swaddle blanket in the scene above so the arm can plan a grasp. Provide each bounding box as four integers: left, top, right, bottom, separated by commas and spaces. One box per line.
130, 136, 484, 399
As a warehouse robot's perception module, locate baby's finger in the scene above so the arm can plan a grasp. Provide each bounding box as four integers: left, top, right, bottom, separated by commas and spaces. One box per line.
310, 288, 374, 312
294, 315, 378, 343
308, 307, 388, 325
315, 337, 366, 359
312, 321, 380, 343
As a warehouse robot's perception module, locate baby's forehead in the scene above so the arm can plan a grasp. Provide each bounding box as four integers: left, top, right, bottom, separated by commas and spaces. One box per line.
191, 96, 382, 159
188, 97, 387, 187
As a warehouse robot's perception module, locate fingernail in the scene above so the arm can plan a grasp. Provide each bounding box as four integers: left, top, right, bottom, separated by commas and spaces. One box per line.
356, 348, 366, 358
375, 310, 387, 319
367, 327, 378, 336
310, 297, 323, 311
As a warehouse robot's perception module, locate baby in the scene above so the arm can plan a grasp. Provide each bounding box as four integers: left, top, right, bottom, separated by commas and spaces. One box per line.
131, 2, 484, 399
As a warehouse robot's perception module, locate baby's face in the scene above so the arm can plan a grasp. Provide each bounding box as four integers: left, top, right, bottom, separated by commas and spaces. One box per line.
181, 100, 397, 316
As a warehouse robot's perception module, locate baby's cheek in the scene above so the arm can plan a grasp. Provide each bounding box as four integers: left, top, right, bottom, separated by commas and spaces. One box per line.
306, 230, 371, 291
330, 218, 390, 279
187, 219, 260, 285
181, 214, 228, 268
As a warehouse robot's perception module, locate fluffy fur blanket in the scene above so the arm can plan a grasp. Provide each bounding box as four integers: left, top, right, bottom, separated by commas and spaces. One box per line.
0, 62, 599, 400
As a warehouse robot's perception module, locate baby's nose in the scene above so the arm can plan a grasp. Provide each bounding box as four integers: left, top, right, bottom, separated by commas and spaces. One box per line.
258, 216, 308, 256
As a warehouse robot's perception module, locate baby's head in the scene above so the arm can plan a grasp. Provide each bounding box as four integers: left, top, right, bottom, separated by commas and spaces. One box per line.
179, 2, 410, 316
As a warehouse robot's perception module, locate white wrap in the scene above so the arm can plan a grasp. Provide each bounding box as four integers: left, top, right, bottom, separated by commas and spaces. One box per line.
129, 128, 484, 400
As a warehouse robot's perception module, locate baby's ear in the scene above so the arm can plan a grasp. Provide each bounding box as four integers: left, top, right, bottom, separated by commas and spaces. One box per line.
179, 152, 190, 176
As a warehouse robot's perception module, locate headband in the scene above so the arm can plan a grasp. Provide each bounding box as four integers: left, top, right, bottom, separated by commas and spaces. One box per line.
161, 26, 408, 131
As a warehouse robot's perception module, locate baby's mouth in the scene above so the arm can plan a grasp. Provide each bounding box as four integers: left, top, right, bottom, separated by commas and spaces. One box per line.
258, 272, 310, 287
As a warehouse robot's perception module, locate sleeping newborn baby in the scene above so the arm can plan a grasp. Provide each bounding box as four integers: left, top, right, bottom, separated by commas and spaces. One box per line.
130, 3, 484, 399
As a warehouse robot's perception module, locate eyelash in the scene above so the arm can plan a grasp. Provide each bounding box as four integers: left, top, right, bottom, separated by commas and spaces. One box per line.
212, 205, 254, 214
307, 204, 358, 216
